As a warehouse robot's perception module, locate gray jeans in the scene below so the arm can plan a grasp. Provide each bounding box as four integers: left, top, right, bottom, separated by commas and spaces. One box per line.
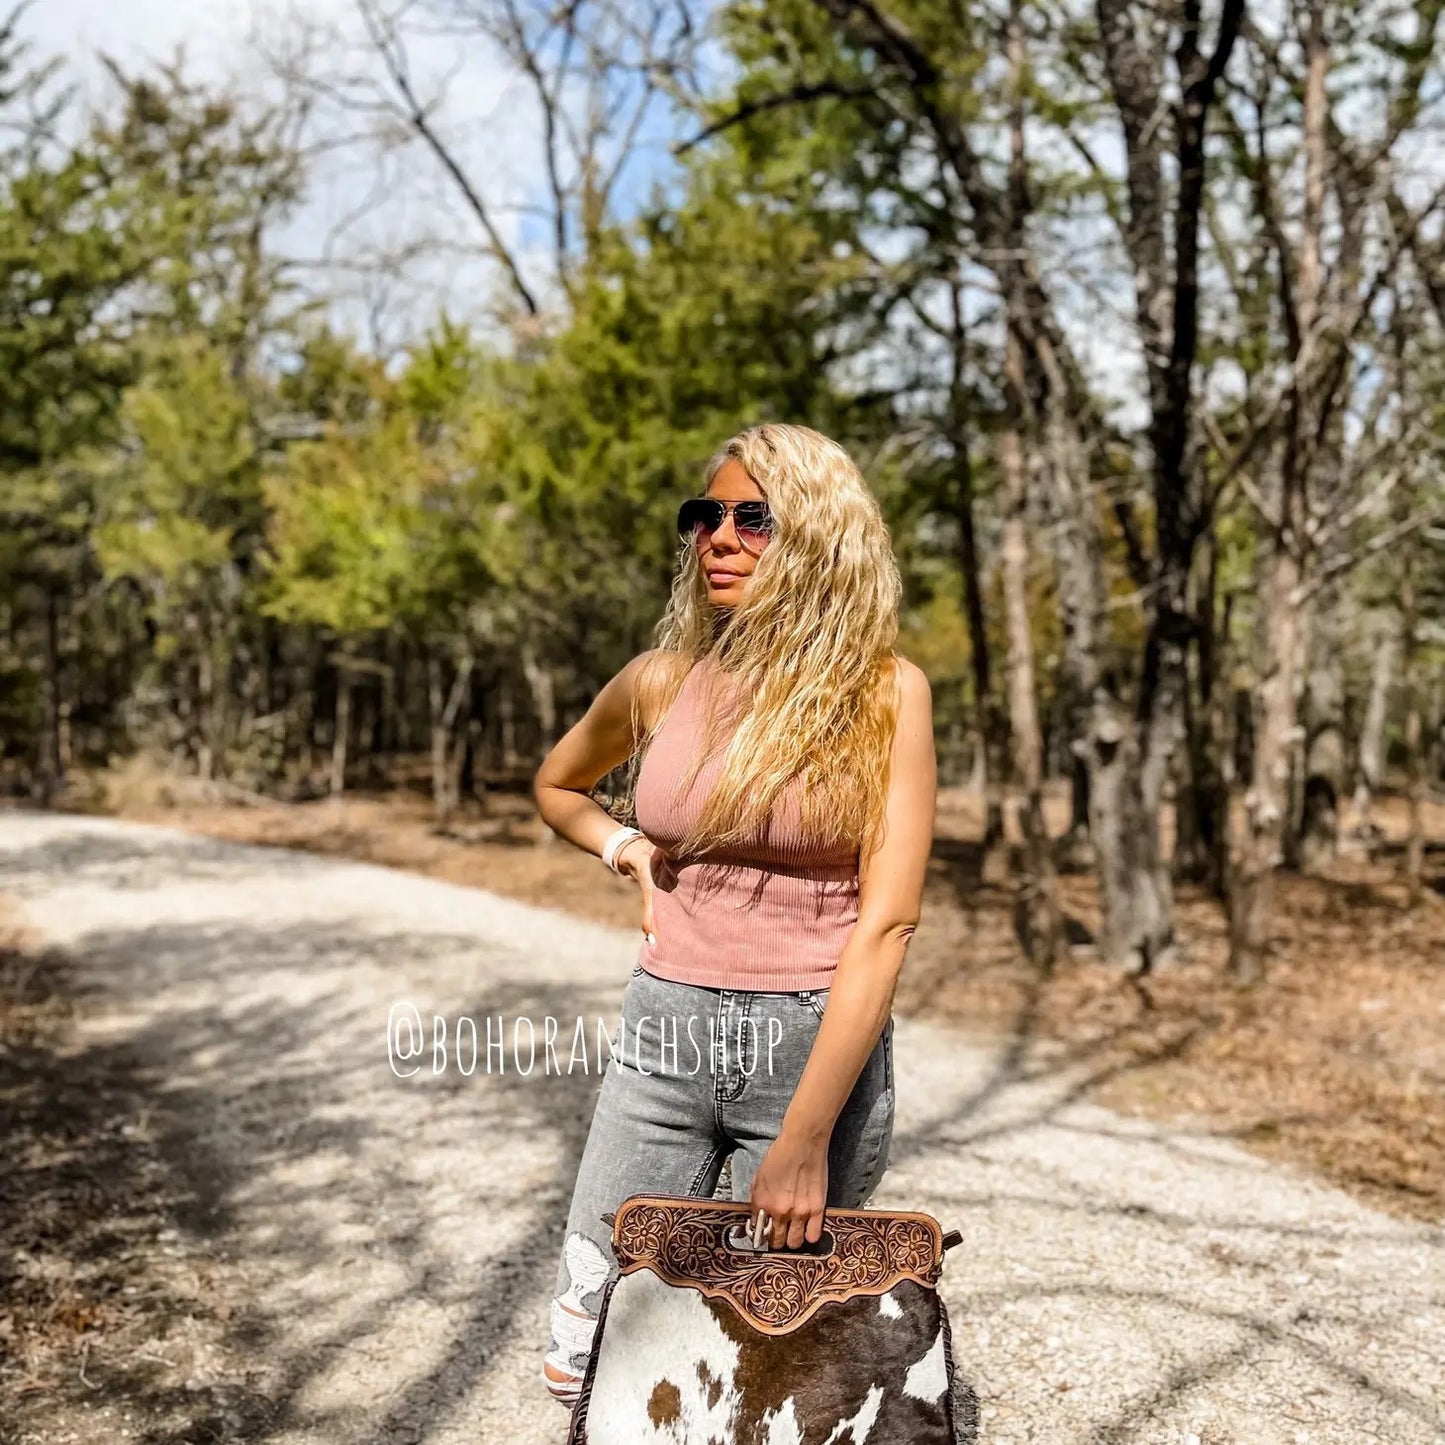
543, 962, 895, 1404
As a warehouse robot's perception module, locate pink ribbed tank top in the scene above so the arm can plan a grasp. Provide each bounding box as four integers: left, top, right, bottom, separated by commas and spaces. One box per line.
633, 655, 860, 991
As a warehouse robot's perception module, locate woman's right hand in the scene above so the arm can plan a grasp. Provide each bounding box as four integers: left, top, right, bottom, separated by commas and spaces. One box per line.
614, 835, 660, 947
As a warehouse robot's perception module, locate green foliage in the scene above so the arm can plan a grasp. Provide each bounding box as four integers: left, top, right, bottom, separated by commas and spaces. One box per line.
1, 129, 145, 474
0, 35, 304, 778
86, 58, 304, 355
262, 325, 520, 647
276, 328, 391, 427
263, 417, 434, 637
469, 145, 881, 665
0, 0, 1437, 818
92, 334, 259, 612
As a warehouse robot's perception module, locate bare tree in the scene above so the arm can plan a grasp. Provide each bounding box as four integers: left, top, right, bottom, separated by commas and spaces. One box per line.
1002, 0, 1063, 965
1069, 0, 1246, 968
258, 0, 704, 325
1219, 0, 1444, 979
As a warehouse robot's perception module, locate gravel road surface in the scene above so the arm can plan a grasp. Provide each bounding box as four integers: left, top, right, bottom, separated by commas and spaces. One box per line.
0, 812, 1440, 1445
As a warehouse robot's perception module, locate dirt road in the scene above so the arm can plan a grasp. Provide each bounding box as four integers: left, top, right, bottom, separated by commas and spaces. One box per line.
1, 812, 1440, 1444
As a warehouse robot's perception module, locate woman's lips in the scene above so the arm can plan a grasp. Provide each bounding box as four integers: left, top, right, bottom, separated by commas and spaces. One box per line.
707, 569, 745, 581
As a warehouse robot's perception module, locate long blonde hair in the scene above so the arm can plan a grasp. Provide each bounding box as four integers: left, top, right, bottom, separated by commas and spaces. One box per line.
623, 421, 904, 863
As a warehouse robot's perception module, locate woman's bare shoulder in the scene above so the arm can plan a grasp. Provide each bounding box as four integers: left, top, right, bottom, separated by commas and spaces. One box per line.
886, 653, 932, 705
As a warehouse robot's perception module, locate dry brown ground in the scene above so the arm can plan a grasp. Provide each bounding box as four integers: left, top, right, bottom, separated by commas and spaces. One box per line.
0, 902, 272, 1439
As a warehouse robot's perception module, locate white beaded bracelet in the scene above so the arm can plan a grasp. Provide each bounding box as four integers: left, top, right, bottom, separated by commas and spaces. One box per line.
601, 824, 645, 873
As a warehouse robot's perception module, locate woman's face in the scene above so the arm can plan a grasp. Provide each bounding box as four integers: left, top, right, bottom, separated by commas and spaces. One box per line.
697, 458, 772, 608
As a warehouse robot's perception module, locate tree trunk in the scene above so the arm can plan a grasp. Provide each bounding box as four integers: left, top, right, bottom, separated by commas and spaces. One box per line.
196, 626, 216, 784
460, 714, 483, 813
1000, 352, 1063, 969
1351, 612, 1395, 849
960, 719, 978, 793
429, 649, 475, 831
1175, 537, 1229, 895
395, 635, 413, 755
38, 587, 64, 805
1040, 377, 1105, 867
212, 624, 234, 781
1072, 546, 1182, 974
330, 663, 352, 798
381, 630, 400, 758
1081, 689, 1174, 969
1089, 0, 1245, 955
303, 635, 324, 785
957, 446, 1006, 859
1429, 673, 1443, 790
1400, 542, 1423, 905
520, 640, 557, 756
1173, 722, 1201, 880
945, 278, 1006, 862
1138, 633, 1182, 955
1230, 0, 1328, 981
357, 679, 377, 786
1295, 586, 1345, 874
1230, 544, 1302, 981
1204, 591, 1237, 899
997, 0, 1063, 968
498, 669, 518, 775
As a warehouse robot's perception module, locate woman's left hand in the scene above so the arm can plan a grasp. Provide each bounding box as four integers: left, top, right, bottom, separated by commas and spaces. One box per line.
748, 1128, 829, 1249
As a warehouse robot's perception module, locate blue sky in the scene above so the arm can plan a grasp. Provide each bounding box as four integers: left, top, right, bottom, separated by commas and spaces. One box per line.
18, 0, 696, 349
21, 0, 247, 85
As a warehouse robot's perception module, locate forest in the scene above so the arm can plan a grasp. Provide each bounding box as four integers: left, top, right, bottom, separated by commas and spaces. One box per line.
1, 0, 1441, 990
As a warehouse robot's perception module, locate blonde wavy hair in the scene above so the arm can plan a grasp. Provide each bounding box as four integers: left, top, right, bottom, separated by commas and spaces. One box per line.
621, 421, 904, 864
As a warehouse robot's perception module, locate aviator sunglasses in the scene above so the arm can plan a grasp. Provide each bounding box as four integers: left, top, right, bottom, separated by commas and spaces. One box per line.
677, 496, 776, 554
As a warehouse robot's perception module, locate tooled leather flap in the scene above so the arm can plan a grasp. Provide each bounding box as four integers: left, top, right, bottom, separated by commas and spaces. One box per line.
609, 1195, 945, 1336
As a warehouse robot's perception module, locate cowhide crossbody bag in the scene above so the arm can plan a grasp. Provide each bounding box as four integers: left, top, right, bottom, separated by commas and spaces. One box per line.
564, 1193, 972, 1445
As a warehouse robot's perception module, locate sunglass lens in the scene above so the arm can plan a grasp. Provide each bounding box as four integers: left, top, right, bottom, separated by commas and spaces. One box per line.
734, 503, 774, 544
677, 499, 723, 541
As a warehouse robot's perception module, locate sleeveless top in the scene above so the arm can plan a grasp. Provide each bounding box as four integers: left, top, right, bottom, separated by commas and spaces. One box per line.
632, 655, 860, 992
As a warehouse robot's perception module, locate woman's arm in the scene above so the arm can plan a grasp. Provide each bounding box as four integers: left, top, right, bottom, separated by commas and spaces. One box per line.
532, 649, 659, 860
533, 649, 675, 946
749, 657, 937, 1248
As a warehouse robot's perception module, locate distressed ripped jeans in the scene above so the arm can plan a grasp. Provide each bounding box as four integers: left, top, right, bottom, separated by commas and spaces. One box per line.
543, 962, 896, 1408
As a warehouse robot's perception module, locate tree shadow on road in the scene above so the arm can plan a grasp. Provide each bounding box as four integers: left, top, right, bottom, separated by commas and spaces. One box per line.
2, 821, 1438, 1444
0, 836, 626, 1443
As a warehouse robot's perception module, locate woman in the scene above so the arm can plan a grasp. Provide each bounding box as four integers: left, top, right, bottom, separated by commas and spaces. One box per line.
532, 421, 937, 1409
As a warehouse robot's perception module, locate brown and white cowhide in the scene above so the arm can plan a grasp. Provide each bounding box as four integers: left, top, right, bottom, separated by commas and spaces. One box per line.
574, 1271, 956, 1444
